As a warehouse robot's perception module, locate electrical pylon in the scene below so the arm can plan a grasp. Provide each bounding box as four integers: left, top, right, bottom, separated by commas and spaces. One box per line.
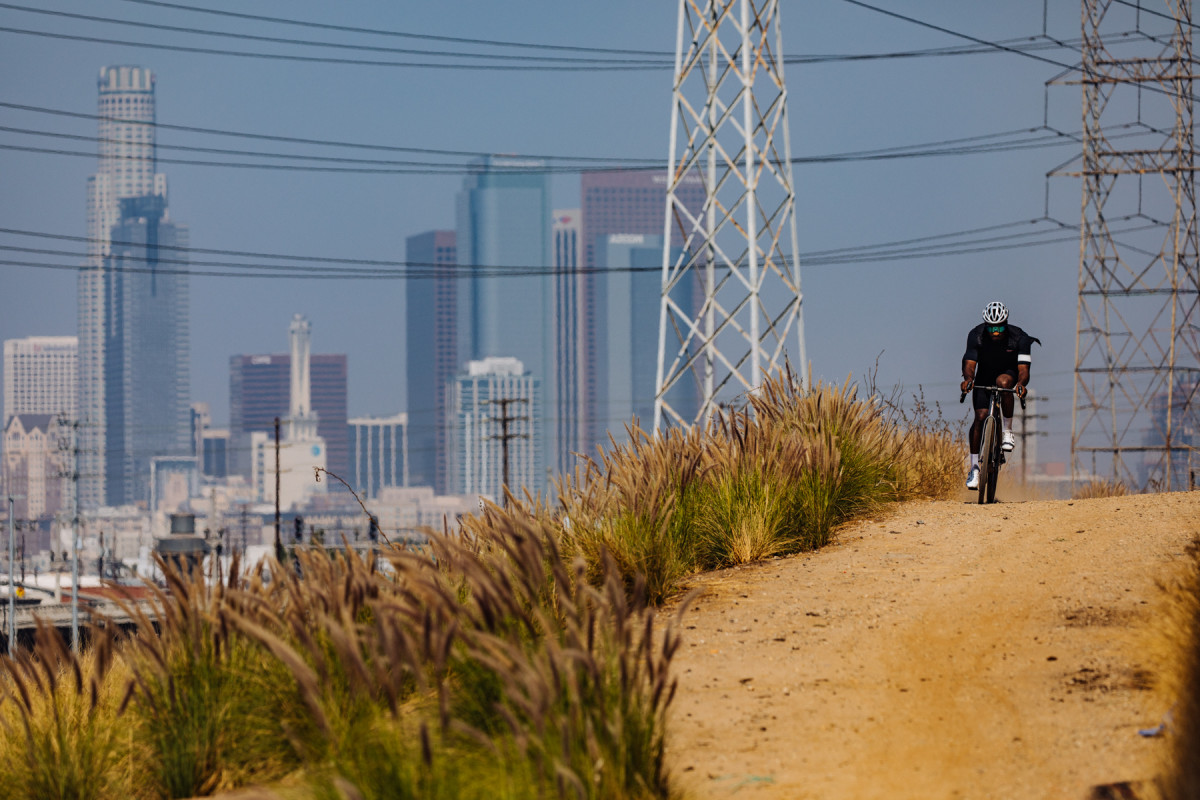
1068, 0, 1200, 490
654, 0, 807, 430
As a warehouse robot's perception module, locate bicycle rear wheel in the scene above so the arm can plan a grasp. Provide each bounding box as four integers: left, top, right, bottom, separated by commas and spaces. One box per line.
977, 416, 996, 504
986, 442, 1000, 504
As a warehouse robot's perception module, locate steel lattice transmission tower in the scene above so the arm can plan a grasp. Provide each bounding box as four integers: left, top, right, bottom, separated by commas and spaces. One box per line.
654, 0, 807, 430
1069, 0, 1200, 490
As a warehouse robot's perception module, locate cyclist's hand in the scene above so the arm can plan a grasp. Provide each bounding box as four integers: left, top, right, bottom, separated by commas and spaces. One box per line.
960, 379, 973, 394
1016, 384, 1027, 400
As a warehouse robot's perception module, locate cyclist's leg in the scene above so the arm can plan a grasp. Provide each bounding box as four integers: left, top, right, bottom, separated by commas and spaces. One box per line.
967, 387, 989, 487
996, 370, 1018, 451
996, 371, 1017, 416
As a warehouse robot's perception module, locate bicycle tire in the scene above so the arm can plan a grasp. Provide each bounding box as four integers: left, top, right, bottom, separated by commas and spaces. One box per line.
986, 437, 1000, 504
978, 416, 995, 504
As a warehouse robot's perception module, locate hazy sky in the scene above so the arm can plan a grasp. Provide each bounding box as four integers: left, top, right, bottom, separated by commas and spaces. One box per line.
0, 1, 1125, 464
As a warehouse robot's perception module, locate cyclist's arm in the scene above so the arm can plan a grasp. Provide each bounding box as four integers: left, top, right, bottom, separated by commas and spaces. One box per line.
961, 329, 980, 392
961, 359, 978, 393
1015, 332, 1034, 397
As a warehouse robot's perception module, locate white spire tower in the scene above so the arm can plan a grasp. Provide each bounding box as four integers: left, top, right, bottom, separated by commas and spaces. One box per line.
250, 314, 325, 510
287, 313, 318, 441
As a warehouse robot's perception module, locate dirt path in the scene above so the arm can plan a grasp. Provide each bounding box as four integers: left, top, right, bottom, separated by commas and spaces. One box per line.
663, 491, 1200, 800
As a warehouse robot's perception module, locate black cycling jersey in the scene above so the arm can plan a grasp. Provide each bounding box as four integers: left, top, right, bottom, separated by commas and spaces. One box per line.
963, 322, 1040, 380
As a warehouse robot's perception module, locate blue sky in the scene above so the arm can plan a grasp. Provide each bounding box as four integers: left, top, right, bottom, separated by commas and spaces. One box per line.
0, 1, 1118, 465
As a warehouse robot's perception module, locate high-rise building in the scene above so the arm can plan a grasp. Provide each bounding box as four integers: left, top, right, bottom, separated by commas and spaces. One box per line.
3, 336, 78, 423
558, 170, 705, 466
457, 157, 552, 491
348, 413, 409, 499
229, 351, 347, 480
405, 230, 456, 493
98, 195, 191, 508
78, 65, 173, 509
552, 210, 582, 474
448, 358, 542, 500
596, 234, 675, 445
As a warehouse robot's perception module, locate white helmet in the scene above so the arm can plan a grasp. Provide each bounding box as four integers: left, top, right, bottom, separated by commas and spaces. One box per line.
982, 301, 1009, 325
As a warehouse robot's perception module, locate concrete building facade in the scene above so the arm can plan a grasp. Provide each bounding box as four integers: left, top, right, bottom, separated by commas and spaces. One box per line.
348, 414, 409, 499
448, 357, 542, 501
3, 336, 78, 423
2, 414, 66, 521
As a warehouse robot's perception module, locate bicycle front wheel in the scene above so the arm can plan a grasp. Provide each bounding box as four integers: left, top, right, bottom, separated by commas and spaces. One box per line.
978, 416, 996, 504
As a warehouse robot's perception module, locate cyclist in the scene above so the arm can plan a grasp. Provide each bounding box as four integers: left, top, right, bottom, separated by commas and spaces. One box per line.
959, 301, 1040, 489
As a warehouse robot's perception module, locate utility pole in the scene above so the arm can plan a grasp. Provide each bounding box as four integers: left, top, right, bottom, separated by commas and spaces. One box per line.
1017, 396, 1049, 485
7, 496, 14, 656
56, 413, 81, 652
487, 398, 529, 507
239, 503, 248, 555
274, 416, 282, 560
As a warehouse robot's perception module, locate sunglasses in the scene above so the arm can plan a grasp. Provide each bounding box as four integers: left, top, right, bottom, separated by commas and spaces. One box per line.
986, 324, 1007, 334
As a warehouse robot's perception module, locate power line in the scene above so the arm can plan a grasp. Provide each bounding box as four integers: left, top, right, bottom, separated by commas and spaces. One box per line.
839, 0, 1200, 102
0, 101, 659, 164
0, 216, 1120, 274
3, 221, 1143, 281
0, 121, 1110, 177
0, 3, 671, 67
5, 101, 1149, 171
0, 25, 664, 72
1110, 0, 1200, 32
103, 0, 1097, 64
110, 0, 668, 57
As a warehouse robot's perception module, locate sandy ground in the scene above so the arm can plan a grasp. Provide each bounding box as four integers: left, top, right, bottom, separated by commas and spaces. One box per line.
663, 490, 1200, 800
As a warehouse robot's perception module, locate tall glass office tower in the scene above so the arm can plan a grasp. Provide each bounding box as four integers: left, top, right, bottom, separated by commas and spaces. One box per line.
78, 66, 176, 509
405, 230, 457, 494
456, 156, 552, 493
102, 196, 191, 507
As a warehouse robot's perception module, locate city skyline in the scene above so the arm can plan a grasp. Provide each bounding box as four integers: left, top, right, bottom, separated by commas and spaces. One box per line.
0, 1, 1148, 473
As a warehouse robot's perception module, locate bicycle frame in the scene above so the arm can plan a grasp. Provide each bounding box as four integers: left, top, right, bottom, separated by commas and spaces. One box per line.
960, 384, 1026, 505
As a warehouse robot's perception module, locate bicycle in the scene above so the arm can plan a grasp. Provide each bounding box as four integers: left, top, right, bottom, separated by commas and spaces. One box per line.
959, 383, 1026, 505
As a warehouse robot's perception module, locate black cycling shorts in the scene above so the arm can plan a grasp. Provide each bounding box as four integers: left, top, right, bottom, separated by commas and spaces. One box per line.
972, 367, 1017, 411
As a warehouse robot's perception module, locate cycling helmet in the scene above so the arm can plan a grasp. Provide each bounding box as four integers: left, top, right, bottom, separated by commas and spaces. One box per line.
982, 301, 1009, 325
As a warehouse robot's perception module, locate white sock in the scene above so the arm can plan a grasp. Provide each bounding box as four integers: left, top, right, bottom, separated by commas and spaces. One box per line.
970, 454, 979, 469
1003, 417, 1013, 432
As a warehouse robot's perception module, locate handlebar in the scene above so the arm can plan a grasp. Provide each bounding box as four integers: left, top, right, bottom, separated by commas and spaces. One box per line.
959, 383, 1027, 410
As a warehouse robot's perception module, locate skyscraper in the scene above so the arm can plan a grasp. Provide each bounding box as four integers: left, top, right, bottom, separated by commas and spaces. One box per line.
78, 65, 171, 509
557, 170, 705, 464
405, 230, 456, 493
3, 336, 78, 422
457, 156, 552, 491
101, 195, 191, 507
552, 210, 582, 474
596, 234, 693, 445
229, 352, 348, 481
448, 357, 541, 501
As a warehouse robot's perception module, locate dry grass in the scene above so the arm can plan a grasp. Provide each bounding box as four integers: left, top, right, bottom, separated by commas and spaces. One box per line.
0, 371, 975, 798
546, 369, 964, 600
1151, 540, 1200, 799
1071, 478, 1131, 499
0, 622, 129, 799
